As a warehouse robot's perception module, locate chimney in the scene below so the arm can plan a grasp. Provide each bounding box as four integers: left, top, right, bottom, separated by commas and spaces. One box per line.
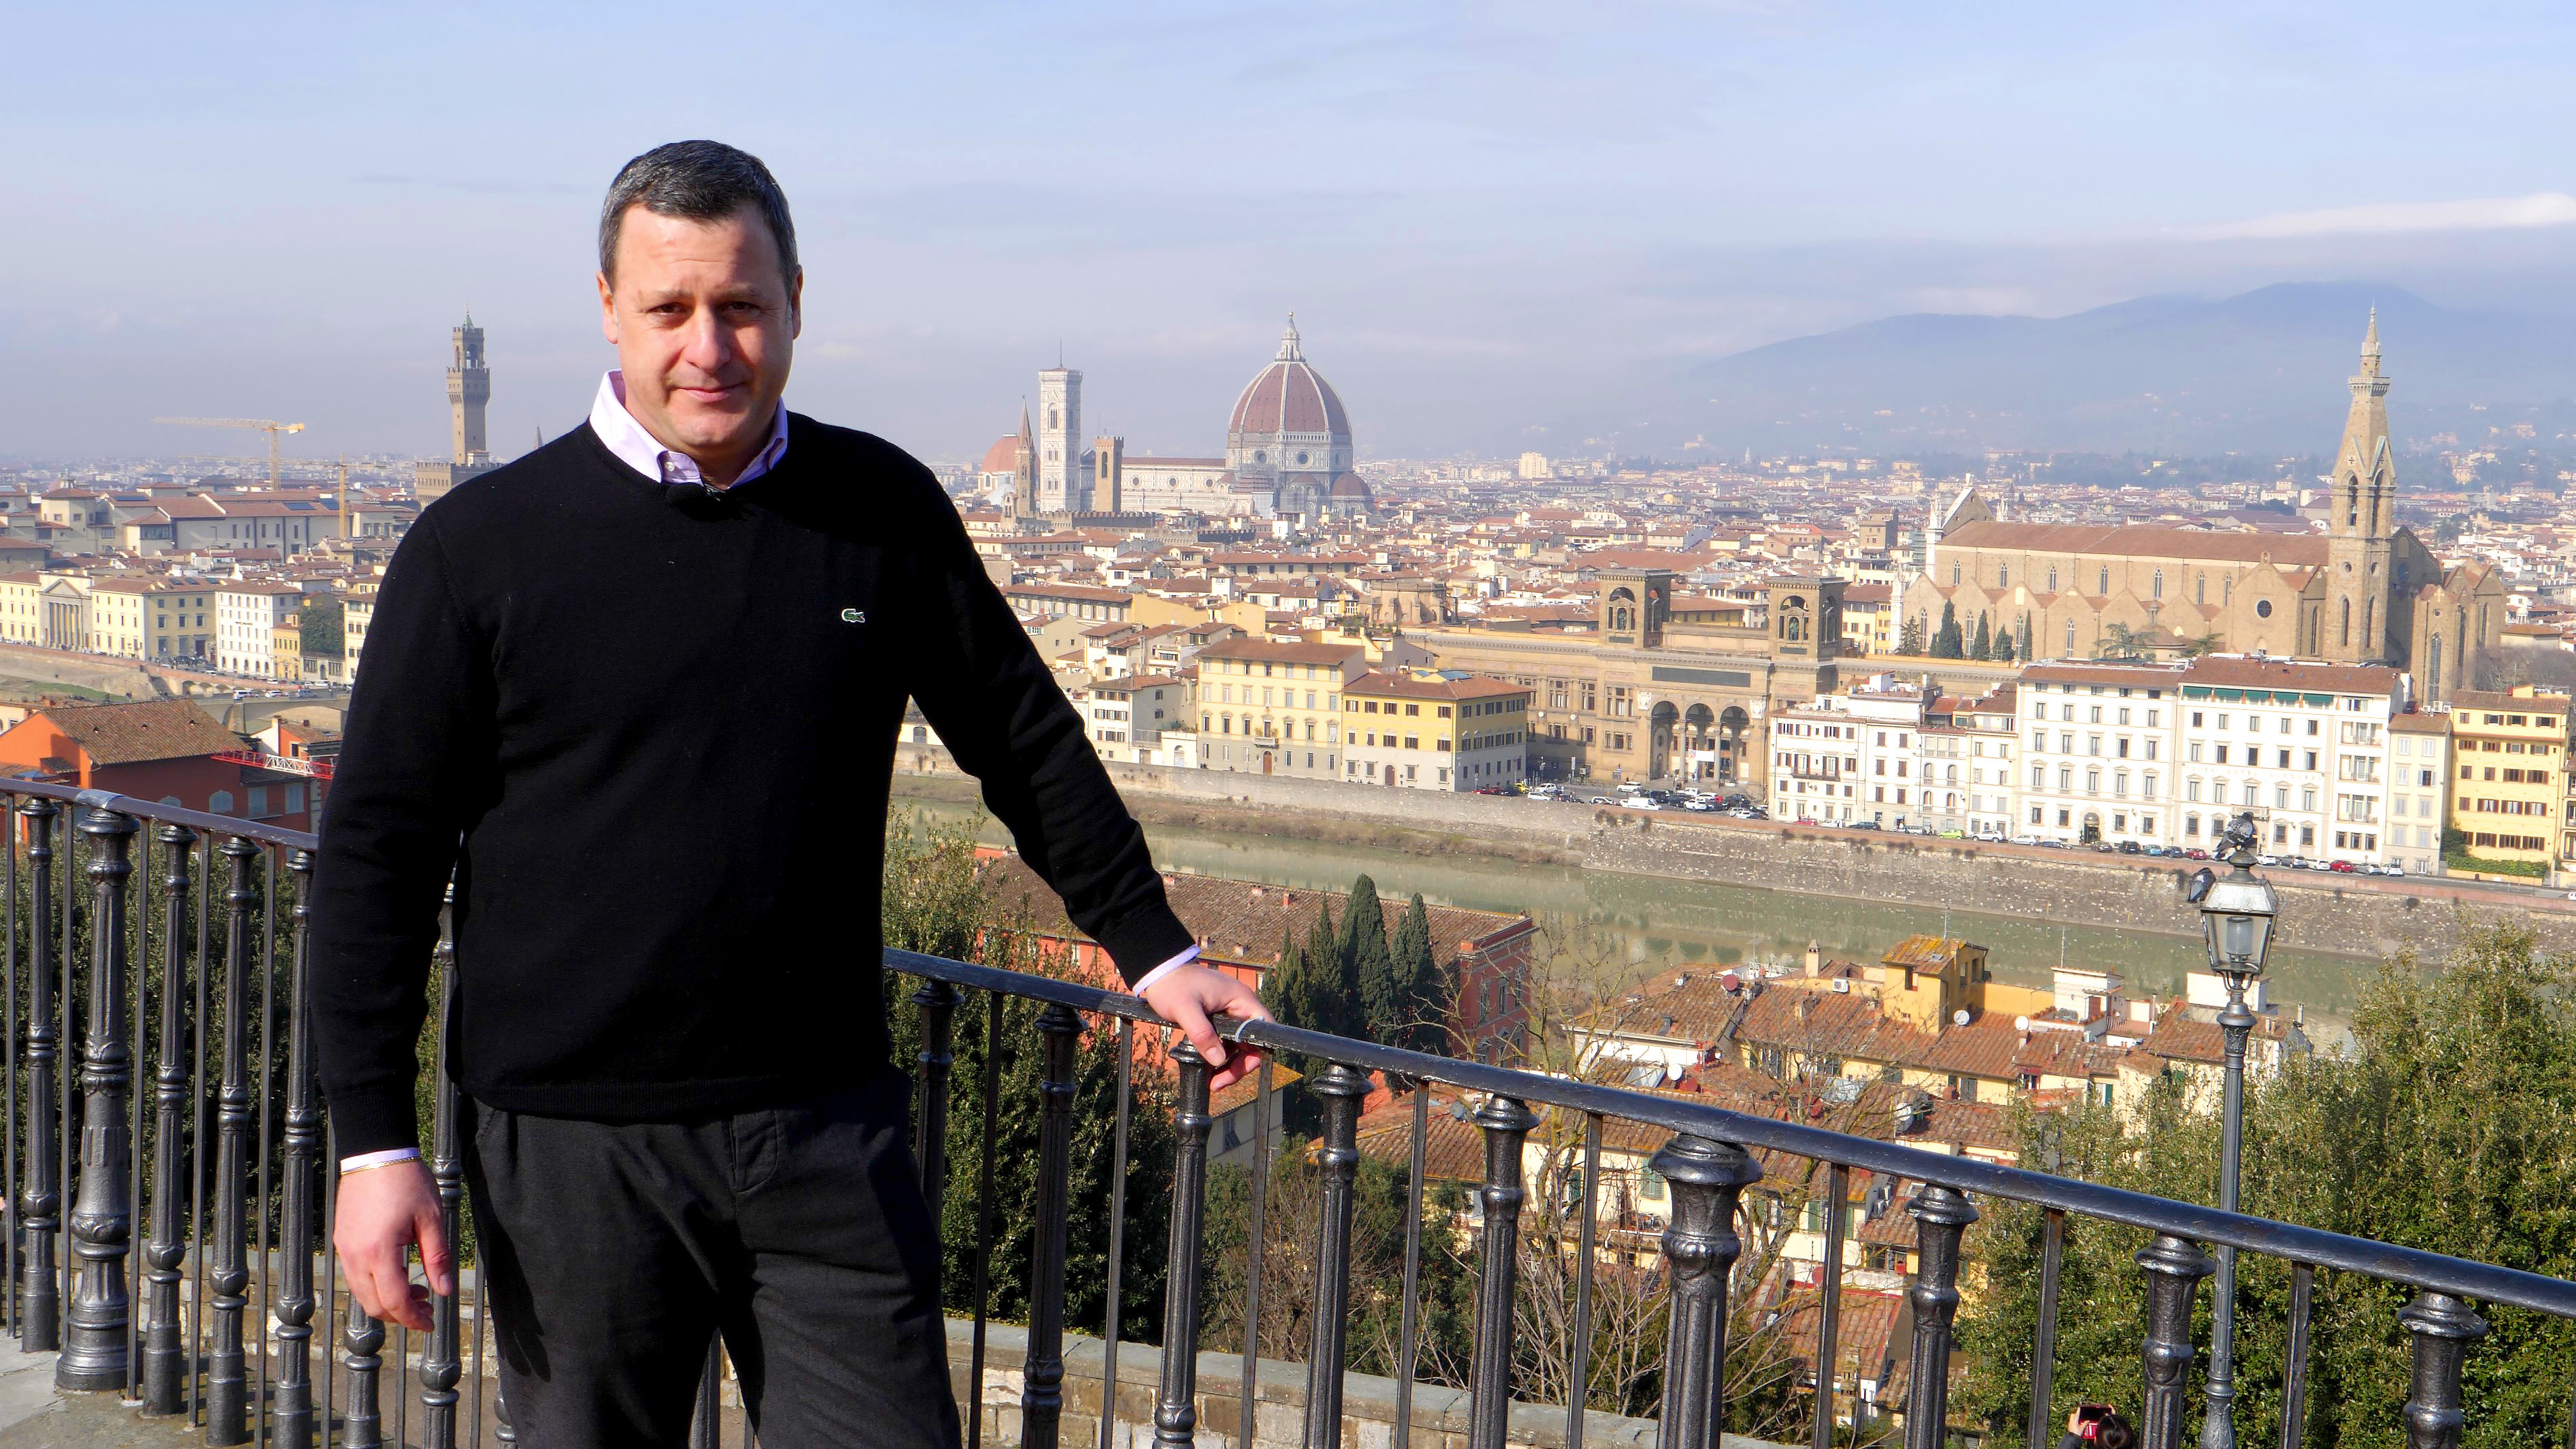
1805, 940, 1823, 976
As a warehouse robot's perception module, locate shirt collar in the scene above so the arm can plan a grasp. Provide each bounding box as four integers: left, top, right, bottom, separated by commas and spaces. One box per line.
588, 370, 789, 488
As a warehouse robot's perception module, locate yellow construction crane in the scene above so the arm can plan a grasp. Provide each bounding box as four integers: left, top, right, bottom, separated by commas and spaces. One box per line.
153, 417, 307, 488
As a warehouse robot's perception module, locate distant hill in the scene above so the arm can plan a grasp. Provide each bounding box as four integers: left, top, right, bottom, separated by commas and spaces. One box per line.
1585, 282, 2576, 458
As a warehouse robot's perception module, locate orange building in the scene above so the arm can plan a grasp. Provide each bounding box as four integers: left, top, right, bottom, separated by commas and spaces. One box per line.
0, 699, 316, 832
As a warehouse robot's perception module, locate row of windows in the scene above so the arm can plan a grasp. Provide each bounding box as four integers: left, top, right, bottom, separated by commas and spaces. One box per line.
2034, 732, 2162, 761
2463, 765, 2555, 785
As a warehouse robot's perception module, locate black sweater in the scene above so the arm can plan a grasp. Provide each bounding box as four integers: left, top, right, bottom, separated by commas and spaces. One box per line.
310, 419, 1195, 1157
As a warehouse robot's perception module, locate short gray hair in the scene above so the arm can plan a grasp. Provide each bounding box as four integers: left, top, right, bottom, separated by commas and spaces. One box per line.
598, 140, 798, 283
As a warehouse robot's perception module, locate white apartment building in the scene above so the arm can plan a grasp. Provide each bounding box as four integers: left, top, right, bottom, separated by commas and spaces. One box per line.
2018, 662, 2185, 847
1952, 685, 2020, 839
1767, 695, 1862, 824
342, 583, 376, 680
2385, 710, 2451, 875
1076, 674, 1197, 767
2174, 657, 2404, 865
215, 583, 304, 677
1846, 676, 1931, 828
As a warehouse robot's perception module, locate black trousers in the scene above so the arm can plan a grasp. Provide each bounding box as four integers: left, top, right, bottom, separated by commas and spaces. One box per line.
462, 1072, 961, 1448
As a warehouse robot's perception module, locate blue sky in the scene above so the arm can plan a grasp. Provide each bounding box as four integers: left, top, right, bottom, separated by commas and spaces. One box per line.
5, 1, 2574, 462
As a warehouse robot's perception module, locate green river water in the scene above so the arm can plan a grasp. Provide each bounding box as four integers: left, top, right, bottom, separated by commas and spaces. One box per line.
896, 799, 2383, 1039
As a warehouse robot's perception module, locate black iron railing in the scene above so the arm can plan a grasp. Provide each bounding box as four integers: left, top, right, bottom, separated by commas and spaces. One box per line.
0, 781, 2571, 1449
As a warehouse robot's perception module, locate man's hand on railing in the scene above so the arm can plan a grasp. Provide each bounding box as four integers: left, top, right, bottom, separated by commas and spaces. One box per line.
335, 1158, 453, 1332
1139, 964, 1271, 1093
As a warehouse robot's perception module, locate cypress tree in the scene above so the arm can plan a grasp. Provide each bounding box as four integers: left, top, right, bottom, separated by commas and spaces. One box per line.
1932, 601, 1964, 659
1344, 875, 1399, 1045
1970, 611, 1992, 661
1302, 899, 1338, 1003
1392, 893, 1448, 1055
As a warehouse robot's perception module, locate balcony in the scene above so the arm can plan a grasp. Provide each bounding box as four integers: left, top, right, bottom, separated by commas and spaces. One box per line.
0, 782, 2570, 1449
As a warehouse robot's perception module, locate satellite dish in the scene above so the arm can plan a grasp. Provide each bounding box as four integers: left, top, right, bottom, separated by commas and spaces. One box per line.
1664, 1062, 1683, 1085
1951, 1008, 1972, 1026
2015, 1016, 2030, 1031
2185, 867, 2216, 905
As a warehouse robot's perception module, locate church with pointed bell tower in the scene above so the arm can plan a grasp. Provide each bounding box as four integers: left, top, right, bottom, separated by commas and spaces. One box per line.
2322, 312, 2404, 665
1906, 314, 2506, 701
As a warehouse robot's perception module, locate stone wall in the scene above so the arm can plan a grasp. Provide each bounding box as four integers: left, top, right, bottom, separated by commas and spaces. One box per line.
896, 744, 2576, 964
947, 1321, 1792, 1449
1583, 811, 2576, 965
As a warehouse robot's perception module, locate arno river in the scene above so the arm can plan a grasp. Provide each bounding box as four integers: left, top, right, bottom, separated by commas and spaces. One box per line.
897, 800, 2376, 1043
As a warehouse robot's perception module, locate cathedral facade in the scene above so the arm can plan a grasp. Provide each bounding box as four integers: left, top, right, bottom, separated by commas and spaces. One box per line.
1905, 316, 2504, 702
988, 320, 1373, 523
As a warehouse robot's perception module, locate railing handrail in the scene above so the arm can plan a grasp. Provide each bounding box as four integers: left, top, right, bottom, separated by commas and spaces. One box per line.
885, 947, 2576, 1321
0, 779, 316, 850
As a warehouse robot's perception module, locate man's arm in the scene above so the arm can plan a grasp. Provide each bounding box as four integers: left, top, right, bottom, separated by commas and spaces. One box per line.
901, 477, 1268, 1083
310, 518, 491, 1327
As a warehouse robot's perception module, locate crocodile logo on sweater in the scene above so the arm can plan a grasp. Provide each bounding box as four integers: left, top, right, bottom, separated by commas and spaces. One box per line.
840, 608, 867, 624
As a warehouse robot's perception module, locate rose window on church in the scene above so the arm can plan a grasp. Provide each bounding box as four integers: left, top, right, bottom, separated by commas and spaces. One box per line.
2255, 600, 2273, 619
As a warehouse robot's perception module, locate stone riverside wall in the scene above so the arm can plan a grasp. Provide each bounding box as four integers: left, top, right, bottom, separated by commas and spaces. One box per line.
946, 1321, 1793, 1449
896, 746, 2576, 964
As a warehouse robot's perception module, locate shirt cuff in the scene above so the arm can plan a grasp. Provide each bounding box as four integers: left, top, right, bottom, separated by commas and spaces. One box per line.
339, 1147, 423, 1174
1129, 945, 1202, 997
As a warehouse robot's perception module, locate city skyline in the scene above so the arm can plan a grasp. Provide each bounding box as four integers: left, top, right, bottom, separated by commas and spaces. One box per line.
7, 3, 2576, 465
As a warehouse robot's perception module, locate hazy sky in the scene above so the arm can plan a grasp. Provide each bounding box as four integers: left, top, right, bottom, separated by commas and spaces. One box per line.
7, 1, 2575, 465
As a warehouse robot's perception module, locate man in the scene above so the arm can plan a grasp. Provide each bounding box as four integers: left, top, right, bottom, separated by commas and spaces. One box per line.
313, 140, 1268, 1447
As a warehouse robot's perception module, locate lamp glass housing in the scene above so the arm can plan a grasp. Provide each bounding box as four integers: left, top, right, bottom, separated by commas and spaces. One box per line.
2198, 866, 2279, 981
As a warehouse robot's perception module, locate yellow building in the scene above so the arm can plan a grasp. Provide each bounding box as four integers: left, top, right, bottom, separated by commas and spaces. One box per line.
0, 574, 41, 646
1339, 669, 1532, 790
2446, 686, 2573, 875
272, 615, 306, 682
1194, 638, 1368, 778
152, 584, 216, 661
86, 579, 214, 661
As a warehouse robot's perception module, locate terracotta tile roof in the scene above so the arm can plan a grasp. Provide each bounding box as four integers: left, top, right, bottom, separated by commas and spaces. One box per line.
2181, 657, 2401, 694
1210, 1064, 1302, 1118
1879, 935, 1969, 972
1940, 521, 2329, 566
32, 700, 246, 767
1345, 671, 1529, 703
1355, 1093, 1487, 1183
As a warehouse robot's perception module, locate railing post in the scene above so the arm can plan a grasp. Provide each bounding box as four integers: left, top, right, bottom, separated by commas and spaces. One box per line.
1022, 1002, 1081, 1449
911, 978, 961, 1236
341, 1291, 385, 1449
207, 834, 260, 1446
141, 822, 193, 1414
1650, 1133, 1764, 1449
1302, 1062, 1370, 1449
2136, 1233, 2216, 1449
419, 887, 464, 1449
57, 806, 138, 1392
1467, 1095, 1537, 1449
2397, 1291, 2486, 1449
1901, 1184, 1978, 1449
1154, 1042, 1213, 1449
275, 848, 320, 1449
17, 797, 59, 1353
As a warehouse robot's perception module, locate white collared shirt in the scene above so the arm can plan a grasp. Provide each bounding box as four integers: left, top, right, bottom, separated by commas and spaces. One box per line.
588, 370, 790, 487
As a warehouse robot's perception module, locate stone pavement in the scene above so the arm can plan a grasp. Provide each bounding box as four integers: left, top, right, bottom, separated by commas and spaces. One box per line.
0, 1356, 200, 1449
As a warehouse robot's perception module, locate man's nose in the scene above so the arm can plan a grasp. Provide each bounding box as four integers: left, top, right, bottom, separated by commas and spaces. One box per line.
677, 308, 737, 378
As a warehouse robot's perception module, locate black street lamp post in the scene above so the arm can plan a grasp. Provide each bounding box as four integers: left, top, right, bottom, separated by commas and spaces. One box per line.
2187, 811, 2279, 1449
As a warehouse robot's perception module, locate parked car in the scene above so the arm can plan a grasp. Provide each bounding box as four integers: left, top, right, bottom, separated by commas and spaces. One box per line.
2116, 840, 2143, 855
1473, 786, 1510, 795
2329, 859, 2358, 872
2183, 848, 2210, 860
1849, 819, 1882, 831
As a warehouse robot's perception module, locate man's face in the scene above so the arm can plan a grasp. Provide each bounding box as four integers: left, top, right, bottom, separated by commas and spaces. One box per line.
596, 203, 801, 474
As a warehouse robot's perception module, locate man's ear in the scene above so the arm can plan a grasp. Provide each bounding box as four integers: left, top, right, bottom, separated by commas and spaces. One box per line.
597, 270, 621, 346
788, 266, 804, 341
